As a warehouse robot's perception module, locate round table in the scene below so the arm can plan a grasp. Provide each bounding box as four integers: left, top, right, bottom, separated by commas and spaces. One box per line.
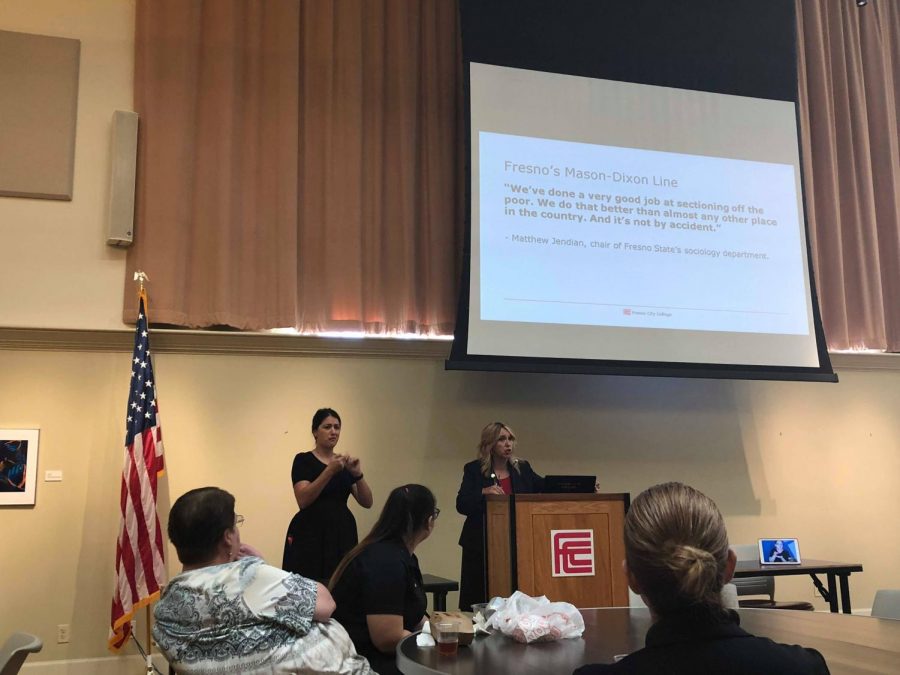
397, 607, 900, 675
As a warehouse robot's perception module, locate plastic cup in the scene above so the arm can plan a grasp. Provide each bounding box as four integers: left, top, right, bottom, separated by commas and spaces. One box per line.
434, 622, 459, 657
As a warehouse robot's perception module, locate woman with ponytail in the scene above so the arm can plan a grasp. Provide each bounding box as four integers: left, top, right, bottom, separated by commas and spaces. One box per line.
574, 482, 829, 674
330, 484, 438, 675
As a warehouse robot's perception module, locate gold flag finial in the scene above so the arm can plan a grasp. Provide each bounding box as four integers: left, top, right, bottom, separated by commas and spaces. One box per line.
133, 270, 149, 294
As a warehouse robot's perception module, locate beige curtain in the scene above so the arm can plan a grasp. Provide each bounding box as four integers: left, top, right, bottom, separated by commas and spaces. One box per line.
126, 0, 462, 334
129, 1, 900, 348
797, 0, 900, 351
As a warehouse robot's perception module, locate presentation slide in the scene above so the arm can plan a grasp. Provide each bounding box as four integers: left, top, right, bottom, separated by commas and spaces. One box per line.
466, 63, 819, 367
480, 132, 806, 335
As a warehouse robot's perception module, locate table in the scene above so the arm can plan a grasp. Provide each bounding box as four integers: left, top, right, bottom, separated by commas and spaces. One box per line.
397, 608, 900, 675
733, 559, 864, 613
422, 574, 459, 612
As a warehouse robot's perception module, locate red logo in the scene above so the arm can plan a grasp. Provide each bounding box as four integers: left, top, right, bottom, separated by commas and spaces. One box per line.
623, 308, 632, 315
551, 529, 595, 577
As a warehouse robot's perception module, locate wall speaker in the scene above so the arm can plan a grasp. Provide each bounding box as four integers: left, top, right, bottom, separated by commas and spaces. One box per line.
106, 110, 139, 247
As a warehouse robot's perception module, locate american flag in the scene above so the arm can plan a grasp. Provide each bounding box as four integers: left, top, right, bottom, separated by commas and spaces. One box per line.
109, 291, 167, 651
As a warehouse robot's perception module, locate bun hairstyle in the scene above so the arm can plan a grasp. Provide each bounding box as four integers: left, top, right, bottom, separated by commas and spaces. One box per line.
477, 421, 521, 477
624, 482, 730, 615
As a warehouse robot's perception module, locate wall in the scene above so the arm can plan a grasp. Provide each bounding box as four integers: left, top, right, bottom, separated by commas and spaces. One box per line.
2, 0, 900, 671
2, 347, 900, 667
0, 0, 133, 330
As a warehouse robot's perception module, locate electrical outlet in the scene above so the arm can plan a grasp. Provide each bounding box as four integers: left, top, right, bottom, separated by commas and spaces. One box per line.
57, 624, 70, 644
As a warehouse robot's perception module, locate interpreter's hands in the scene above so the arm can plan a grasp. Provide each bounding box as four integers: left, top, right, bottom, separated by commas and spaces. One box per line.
325, 453, 347, 475
482, 485, 505, 496
345, 455, 363, 478
237, 543, 265, 560
594, 481, 601, 494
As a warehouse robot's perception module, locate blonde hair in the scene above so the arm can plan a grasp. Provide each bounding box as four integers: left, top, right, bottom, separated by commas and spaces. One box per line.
477, 422, 520, 477
625, 482, 730, 615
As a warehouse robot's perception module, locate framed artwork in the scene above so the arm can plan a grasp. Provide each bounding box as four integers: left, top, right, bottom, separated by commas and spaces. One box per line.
0, 429, 39, 505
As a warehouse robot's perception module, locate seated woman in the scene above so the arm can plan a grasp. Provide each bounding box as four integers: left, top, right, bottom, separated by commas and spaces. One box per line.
330, 484, 437, 675
153, 487, 372, 674
574, 482, 829, 675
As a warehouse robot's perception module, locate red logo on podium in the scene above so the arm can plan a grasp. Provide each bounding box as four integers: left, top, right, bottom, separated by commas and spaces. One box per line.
551, 529, 595, 577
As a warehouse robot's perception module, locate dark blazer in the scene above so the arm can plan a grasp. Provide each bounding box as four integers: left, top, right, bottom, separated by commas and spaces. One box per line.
573, 607, 830, 675
455, 458, 544, 547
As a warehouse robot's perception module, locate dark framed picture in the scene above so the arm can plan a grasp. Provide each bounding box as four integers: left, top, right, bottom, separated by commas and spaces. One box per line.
0, 429, 39, 505
758, 538, 801, 565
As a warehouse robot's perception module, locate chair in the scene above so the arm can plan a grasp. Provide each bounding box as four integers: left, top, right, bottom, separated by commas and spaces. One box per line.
731, 544, 813, 611
0, 632, 43, 675
871, 589, 900, 619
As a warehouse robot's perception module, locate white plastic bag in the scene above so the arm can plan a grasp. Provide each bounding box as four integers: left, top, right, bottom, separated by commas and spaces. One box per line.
485, 591, 585, 643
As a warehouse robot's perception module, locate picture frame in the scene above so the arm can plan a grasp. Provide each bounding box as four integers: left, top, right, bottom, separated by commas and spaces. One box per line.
0, 428, 39, 506
758, 537, 801, 565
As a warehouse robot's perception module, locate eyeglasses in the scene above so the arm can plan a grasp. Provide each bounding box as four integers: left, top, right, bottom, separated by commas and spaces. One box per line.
433, 508, 441, 520
235, 514, 245, 527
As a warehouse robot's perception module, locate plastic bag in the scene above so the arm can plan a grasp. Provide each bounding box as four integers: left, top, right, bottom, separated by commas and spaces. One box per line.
485, 591, 585, 643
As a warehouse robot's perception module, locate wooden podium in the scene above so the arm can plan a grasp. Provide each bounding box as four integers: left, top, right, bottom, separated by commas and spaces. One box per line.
485, 493, 630, 607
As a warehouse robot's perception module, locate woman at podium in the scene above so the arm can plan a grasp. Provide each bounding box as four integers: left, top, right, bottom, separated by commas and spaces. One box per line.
455, 421, 544, 610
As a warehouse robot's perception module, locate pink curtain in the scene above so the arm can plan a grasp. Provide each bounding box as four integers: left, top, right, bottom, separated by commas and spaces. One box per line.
797, 0, 900, 350
128, 1, 900, 348
126, 0, 462, 334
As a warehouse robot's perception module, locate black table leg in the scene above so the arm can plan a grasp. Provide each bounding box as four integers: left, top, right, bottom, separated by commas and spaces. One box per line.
838, 574, 852, 614
826, 572, 838, 613
433, 591, 447, 612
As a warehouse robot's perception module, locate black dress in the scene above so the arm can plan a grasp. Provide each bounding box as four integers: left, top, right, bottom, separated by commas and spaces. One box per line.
331, 538, 427, 675
455, 458, 544, 610
282, 451, 358, 582
572, 606, 830, 674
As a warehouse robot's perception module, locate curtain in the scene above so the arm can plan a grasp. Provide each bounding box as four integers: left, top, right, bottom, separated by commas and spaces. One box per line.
797, 0, 900, 351
129, 1, 900, 348
126, 0, 462, 334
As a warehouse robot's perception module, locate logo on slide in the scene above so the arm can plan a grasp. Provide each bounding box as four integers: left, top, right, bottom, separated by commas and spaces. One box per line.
551, 529, 595, 577
623, 308, 632, 315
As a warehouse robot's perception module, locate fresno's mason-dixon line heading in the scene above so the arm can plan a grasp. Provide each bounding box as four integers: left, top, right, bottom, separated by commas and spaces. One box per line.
505, 160, 679, 187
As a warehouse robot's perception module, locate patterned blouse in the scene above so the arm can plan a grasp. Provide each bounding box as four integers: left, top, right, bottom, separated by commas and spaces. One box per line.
153, 556, 371, 674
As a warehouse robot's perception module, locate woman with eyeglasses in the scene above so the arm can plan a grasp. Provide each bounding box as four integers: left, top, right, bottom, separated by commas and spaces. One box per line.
329, 484, 438, 675
455, 421, 545, 610
154, 487, 372, 674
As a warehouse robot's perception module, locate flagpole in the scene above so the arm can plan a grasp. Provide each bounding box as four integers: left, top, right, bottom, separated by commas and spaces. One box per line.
109, 269, 167, 659
136, 270, 155, 675
137, 271, 152, 674
146, 605, 153, 673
